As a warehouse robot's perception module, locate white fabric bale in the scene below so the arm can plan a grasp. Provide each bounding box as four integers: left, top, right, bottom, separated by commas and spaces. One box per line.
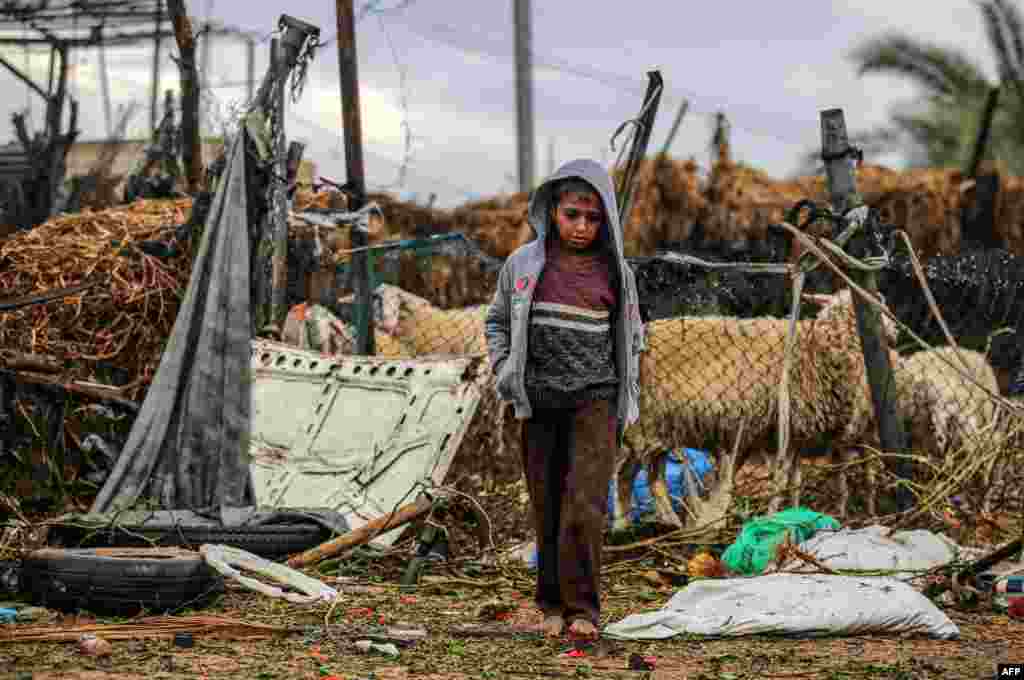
786, 525, 967, 577
603, 574, 958, 640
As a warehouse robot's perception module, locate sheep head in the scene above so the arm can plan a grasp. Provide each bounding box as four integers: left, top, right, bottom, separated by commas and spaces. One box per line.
376, 283, 438, 336
803, 288, 898, 345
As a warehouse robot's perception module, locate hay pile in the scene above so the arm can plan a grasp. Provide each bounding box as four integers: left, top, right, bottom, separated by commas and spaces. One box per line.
612, 157, 706, 257
856, 166, 966, 258
0, 199, 194, 399
701, 158, 811, 250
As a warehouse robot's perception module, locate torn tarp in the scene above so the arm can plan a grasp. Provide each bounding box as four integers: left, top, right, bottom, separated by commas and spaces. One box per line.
89, 131, 256, 515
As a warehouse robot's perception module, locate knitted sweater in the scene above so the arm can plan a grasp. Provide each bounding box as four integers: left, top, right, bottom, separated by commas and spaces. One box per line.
524, 237, 619, 409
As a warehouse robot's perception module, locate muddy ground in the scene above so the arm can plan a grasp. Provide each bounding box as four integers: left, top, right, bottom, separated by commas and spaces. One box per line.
1, 550, 1020, 680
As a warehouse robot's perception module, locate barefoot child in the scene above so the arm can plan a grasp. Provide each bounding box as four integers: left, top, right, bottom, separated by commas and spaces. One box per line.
484, 159, 645, 639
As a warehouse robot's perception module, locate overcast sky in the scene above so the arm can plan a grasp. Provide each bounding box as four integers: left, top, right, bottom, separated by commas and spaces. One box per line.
0, 0, 999, 207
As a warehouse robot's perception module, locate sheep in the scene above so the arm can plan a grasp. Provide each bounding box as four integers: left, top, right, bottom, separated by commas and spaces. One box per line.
381, 283, 490, 357
793, 309, 1004, 518
281, 301, 407, 357
870, 346, 1004, 515
894, 347, 1001, 464
612, 289, 898, 529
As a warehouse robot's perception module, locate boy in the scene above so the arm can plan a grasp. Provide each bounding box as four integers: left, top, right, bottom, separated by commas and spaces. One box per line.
484, 159, 644, 639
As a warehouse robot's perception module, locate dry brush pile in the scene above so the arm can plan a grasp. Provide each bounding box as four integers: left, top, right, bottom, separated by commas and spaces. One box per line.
0, 198, 195, 398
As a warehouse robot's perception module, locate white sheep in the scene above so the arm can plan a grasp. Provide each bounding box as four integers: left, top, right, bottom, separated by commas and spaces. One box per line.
380, 283, 490, 357
281, 300, 407, 357
613, 289, 898, 529
791, 313, 1004, 518
882, 346, 1003, 514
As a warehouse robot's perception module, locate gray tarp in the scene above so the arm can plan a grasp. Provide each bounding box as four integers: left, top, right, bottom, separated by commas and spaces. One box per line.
90, 132, 256, 515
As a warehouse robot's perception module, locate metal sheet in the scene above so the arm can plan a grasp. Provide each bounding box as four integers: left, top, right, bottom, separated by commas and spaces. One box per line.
249, 340, 483, 546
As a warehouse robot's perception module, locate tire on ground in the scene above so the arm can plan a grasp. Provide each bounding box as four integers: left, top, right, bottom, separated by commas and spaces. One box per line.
51, 522, 332, 559
21, 547, 224, 615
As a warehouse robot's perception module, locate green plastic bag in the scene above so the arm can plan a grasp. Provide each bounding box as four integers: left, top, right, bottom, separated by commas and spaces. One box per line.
722, 507, 841, 576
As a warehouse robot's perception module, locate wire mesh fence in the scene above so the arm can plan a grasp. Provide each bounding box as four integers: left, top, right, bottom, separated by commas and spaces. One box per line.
283, 178, 1024, 533
338, 242, 1017, 529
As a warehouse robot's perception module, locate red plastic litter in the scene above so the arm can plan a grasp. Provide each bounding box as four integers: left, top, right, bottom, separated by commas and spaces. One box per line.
566, 649, 586, 658
348, 607, 374, 618
1008, 598, 1024, 619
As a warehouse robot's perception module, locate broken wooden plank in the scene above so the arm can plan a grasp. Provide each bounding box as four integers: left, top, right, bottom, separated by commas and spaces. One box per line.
287, 494, 434, 568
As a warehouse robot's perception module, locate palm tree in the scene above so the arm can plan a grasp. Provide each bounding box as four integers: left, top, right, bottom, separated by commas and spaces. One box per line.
847, 0, 1024, 174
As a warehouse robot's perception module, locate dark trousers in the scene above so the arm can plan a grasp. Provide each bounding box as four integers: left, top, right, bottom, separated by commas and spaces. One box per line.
521, 398, 617, 625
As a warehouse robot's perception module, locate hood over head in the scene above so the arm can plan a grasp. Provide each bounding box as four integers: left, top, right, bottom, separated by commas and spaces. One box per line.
527, 159, 624, 261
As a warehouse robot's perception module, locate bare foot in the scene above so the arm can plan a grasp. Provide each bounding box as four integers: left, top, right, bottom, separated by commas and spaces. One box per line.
540, 615, 564, 638
567, 619, 599, 639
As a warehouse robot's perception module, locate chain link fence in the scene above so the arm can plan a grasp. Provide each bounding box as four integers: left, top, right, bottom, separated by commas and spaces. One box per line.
284, 186, 1024, 535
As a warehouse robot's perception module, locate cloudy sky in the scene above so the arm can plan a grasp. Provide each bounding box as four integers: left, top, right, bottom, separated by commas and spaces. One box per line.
0, 0, 1000, 207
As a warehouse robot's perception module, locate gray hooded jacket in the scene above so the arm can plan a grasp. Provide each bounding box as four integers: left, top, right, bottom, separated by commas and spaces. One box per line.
484, 159, 645, 433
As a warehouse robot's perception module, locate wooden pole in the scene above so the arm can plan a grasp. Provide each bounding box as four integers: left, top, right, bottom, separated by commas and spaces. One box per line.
820, 108, 911, 512
199, 0, 213, 135
287, 494, 432, 568
150, 0, 164, 132
336, 0, 374, 354
167, 0, 203, 194
513, 0, 535, 193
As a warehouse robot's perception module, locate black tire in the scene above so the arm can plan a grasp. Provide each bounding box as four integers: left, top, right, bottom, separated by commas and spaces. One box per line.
52, 522, 332, 559
21, 547, 224, 615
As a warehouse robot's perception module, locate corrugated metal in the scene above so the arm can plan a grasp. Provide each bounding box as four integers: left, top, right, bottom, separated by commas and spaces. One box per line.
249, 340, 482, 546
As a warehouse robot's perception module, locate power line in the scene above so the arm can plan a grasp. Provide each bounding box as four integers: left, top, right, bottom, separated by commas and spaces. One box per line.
391, 15, 815, 150
288, 111, 481, 199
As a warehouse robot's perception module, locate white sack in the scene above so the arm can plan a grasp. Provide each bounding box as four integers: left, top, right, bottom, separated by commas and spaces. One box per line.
603, 574, 958, 640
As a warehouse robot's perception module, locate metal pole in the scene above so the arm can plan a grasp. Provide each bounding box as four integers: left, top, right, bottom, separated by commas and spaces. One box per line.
252, 37, 282, 333
268, 43, 290, 329
150, 0, 164, 132
23, 34, 31, 127
819, 108, 911, 512
659, 98, 689, 158
967, 86, 1001, 179
98, 39, 113, 137
336, 0, 374, 355
513, 0, 534, 193
246, 37, 255, 105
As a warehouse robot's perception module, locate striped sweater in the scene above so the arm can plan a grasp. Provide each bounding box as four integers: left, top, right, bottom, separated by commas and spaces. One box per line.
524, 237, 619, 409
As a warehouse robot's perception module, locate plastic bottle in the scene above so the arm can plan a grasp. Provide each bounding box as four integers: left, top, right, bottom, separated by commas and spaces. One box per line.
990, 574, 1024, 612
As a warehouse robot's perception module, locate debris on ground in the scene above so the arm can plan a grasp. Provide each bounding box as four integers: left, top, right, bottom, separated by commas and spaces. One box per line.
721, 506, 841, 576
0, 615, 290, 643
76, 633, 112, 657
200, 544, 338, 605
353, 639, 400, 658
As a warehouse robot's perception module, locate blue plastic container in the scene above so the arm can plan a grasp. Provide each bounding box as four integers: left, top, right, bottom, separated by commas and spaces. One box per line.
523, 448, 713, 571
605, 448, 713, 523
